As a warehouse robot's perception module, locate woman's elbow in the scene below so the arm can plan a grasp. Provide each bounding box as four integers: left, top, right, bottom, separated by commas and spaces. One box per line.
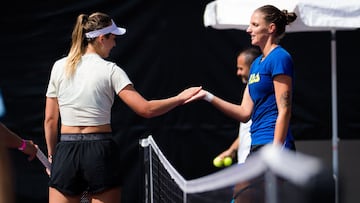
139, 111, 154, 118
278, 108, 292, 120
134, 107, 156, 118
44, 115, 58, 127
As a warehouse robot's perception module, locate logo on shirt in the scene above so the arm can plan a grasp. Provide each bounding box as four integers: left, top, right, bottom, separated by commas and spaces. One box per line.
248, 73, 260, 84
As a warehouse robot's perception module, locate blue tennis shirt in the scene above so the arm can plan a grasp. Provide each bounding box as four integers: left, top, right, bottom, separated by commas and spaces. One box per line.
248, 46, 294, 146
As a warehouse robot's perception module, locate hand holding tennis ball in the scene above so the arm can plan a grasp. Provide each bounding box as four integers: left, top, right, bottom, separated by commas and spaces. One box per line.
213, 156, 233, 167
223, 157, 233, 166
213, 157, 223, 167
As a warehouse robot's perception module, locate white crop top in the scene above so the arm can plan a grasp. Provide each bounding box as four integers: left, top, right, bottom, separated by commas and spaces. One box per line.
46, 54, 132, 126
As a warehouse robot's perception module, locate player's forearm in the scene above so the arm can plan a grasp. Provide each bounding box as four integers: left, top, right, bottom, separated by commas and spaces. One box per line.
273, 111, 291, 145
228, 137, 240, 154
211, 97, 250, 122
144, 97, 182, 118
44, 121, 58, 156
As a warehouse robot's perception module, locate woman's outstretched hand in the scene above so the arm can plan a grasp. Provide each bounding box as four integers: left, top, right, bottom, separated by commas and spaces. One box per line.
177, 86, 202, 104
184, 89, 209, 104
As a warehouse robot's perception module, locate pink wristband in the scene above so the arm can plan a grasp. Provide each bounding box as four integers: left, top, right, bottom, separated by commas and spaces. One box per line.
18, 139, 26, 151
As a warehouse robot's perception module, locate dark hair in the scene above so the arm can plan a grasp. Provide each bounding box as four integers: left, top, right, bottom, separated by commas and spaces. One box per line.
256, 5, 297, 39
240, 47, 262, 66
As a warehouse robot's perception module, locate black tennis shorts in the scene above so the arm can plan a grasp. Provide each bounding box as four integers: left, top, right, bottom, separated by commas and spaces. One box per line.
49, 133, 122, 196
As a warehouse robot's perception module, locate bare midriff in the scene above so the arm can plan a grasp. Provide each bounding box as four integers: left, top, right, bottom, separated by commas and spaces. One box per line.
61, 124, 112, 134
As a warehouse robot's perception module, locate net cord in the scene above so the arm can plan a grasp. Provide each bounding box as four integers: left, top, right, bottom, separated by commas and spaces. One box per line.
140, 135, 323, 194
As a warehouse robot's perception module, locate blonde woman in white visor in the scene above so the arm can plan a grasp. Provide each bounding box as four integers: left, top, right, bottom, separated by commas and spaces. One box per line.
44, 12, 201, 203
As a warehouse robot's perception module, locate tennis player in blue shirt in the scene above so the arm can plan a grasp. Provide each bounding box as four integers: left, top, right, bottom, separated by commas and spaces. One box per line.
188, 4, 297, 155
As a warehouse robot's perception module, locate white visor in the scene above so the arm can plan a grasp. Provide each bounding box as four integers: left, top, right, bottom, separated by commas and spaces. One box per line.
85, 20, 126, 38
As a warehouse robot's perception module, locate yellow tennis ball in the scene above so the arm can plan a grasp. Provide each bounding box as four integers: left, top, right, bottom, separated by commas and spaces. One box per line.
223, 157, 233, 167
213, 157, 223, 167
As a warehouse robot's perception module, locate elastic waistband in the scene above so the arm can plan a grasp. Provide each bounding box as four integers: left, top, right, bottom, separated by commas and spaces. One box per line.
60, 133, 113, 141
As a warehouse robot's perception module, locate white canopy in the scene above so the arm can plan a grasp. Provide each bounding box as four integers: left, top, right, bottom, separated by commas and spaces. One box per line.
204, 0, 360, 31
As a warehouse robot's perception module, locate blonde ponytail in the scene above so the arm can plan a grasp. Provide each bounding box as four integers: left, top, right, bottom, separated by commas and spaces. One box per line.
65, 14, 88, 78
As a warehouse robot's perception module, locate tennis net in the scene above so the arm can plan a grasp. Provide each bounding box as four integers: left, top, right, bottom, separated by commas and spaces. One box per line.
140, 135, 335, 203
